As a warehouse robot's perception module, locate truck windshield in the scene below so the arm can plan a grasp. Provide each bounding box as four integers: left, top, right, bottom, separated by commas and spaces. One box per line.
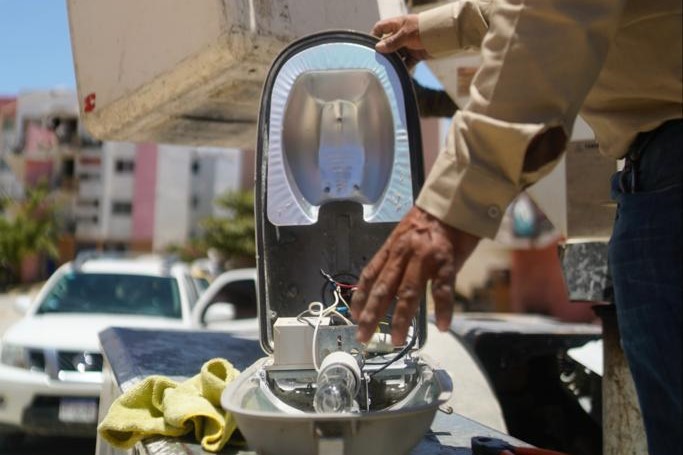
36, 272, 182, 318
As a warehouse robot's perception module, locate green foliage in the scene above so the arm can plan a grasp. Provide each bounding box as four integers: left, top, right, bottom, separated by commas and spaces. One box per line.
0, 185, 60, 284
200, 190, 256, 264
163, 241, 206, 263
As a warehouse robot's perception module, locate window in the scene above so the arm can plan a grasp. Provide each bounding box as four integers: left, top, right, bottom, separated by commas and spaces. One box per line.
111, 201, 132, 215
2, 117, 14, 132
62, 158, 75, 178
78, 199, 99, 208
49, 117, 79, 145
115, 160, 135, 173
2, 118, 15, 149
78, 173, 99, 182
183, 274, 200, 310
80, 156, 101, 166
193, 277, 210, 295
75, 215, 99, 224
36, 273, 182, 319
206, 279, 257, 319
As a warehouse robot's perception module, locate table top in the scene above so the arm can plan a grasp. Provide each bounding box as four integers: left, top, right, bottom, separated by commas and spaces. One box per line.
99, 327, 527, 455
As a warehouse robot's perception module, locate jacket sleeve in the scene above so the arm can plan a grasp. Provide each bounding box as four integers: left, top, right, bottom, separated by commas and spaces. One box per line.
415, 0, 625, 238
418, 0, 492, 57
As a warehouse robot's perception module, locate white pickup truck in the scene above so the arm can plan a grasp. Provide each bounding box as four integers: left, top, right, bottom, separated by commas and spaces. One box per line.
0, 255, 202, 439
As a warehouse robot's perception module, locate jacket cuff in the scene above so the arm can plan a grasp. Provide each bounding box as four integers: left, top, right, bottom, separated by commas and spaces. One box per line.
416, 151, 519, 239
416, 110, 547, 238
418, 2, 488, 58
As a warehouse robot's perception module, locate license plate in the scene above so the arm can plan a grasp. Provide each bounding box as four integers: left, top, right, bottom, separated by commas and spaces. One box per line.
58, 398, 98, 423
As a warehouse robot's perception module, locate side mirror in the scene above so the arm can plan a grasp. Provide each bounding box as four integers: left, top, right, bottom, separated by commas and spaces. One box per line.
203, 302, 236, 326
13, 295, 32, 315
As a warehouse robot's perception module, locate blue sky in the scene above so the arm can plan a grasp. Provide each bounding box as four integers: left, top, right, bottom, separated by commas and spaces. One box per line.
0, 0, 440, 97
0, 1, 76, 96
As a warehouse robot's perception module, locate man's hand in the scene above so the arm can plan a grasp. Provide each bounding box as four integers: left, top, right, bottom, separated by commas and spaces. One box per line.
351, 206, 480, 345
371, 15, 429, 67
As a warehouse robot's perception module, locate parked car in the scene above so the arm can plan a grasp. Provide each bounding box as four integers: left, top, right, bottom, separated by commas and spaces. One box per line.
0, 254, 203, 438
190, 268, 259, 338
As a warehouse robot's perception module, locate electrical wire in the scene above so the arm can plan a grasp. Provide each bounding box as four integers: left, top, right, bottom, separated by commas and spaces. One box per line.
366, 321, 419, 379
323, 268, 408, 345
335, 287, 351, 311
311, 302, 324, 371
364, 323, 415, 363
303, 299, 353, 371
319, 269, 357, 306
310, 269, 418, 373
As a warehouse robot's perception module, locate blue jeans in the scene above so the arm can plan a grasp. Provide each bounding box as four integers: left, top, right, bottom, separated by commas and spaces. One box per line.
609, 119, 682, 455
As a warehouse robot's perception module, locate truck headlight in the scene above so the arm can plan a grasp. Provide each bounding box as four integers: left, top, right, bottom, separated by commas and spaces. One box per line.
0, 343, 28, 369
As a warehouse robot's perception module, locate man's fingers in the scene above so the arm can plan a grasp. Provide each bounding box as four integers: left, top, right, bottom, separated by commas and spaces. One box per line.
371, 19, 400, 38
351, 243, 390, 321
352, 207, 480, 347
391, 250, 429, 345
376, 30, 405, 54
372, 14, 421, 54
372, 17, 409, 54
355, 237, 411, 342
431, 263, 457, 332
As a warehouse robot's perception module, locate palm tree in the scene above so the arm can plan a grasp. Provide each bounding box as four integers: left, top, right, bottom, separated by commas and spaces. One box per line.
200, 190, 256, 267
0, 185, 59, 286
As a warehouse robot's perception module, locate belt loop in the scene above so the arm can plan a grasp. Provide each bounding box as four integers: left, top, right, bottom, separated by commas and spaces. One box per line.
624, 129, 654, 194
619, 158, 631, 194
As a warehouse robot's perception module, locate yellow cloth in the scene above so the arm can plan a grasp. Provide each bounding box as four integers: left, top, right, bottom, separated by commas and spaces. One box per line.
98, 358, 239, 453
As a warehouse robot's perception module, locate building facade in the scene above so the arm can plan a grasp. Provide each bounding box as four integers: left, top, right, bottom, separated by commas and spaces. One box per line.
75, 142, 246, 252
0, 98, 22, 200
2, 89, 249, 262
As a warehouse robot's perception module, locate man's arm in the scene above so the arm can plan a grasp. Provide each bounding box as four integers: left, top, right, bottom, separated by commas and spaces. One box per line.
352, 0, 626, 344
417, 0, 625, 237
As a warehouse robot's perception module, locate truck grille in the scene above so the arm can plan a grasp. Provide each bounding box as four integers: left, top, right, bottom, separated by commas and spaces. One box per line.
58, 351, 103, 372
28, 349, 46, 371
26, 349, 104, 378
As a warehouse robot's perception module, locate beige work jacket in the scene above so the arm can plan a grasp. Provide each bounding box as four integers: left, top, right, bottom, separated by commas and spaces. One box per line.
415, 0, 682, 238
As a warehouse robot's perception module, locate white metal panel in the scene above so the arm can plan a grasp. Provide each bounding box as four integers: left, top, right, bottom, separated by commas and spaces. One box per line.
107, 215, 133, 241
212, 150, 242, 193
153, 145, 191, 250
67, 0, 403, 147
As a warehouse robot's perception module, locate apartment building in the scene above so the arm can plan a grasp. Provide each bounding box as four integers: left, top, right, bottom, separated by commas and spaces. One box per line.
75, 142, 246, 252
0, 98, 22, 199
3, 89, 249, 260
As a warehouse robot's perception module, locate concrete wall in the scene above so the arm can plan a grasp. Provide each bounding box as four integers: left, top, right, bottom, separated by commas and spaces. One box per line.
100, 142, 135, 241
153, 145, 191, 250
68, 0, 405, 147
